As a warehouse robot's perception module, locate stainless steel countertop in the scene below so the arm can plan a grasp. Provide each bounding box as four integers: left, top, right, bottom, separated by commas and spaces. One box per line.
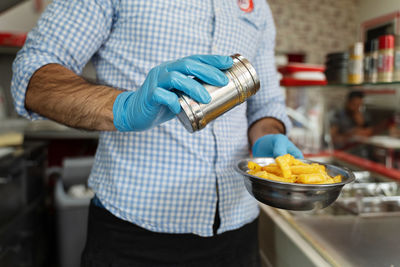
291, 213, 400, 266
261, 205, 400, 267
260, 155, 400, 267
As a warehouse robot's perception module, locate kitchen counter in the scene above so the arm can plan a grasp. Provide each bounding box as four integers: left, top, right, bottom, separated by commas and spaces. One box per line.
25, 128, 98, 139
0, 118, 99, 139
1, 119, 98, 167
292, 212, 400, 266
261, 205, 400, 267
258, 155, 400, 267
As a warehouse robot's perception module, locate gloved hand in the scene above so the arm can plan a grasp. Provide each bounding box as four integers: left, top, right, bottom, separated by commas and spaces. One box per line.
113, 55, 233, 131
252, 134, 303, 159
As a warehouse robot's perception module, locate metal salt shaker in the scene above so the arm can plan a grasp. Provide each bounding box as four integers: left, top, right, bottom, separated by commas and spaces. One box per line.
177, 54, 260, 133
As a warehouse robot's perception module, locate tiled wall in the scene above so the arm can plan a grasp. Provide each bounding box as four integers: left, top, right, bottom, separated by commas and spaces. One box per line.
268, 0, 359, 64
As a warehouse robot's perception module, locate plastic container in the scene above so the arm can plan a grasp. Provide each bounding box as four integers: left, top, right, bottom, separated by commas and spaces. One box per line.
280, 77, 327, 86
325, 52, 348, 84
278, 63, 325, 74
348, 42, 364, 84
326, 52, 349, 61
177, 54, 260, 132
55, 157, 94, 267
378, 35, 394, 83
325, 68, 348, 84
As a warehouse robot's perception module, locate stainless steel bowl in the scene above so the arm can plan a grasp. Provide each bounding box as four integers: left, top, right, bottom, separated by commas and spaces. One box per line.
235, 157, 355, 210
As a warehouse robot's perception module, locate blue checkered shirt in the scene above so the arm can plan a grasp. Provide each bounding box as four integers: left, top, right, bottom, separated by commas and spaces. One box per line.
12, 0, 291, 236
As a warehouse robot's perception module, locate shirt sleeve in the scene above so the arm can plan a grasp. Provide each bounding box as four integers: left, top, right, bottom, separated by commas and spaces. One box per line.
246, 2, 292, 133
11, 0, 115, 120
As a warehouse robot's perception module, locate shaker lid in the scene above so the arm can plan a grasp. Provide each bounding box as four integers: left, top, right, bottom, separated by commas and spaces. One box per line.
349, 42, 363, 56
326, 52, 349, 60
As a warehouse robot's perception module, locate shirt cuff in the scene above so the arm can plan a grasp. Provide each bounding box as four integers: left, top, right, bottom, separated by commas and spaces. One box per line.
247, 103, 293, 135
11, 56, 62, 120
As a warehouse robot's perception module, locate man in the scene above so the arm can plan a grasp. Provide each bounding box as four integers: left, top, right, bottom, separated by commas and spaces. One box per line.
12, 0, 302, 266
330, 90, 373, 149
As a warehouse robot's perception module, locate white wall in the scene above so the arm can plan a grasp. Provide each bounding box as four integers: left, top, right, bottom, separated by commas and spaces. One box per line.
0, 0, 51, 32
358, 0, 400, 24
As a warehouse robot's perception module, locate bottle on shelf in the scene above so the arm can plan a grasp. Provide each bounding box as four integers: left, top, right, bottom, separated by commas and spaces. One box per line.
393, 35, 400, 82
348, 42, 363, 84
378, 35, 394, 83
364, 39, 378, 83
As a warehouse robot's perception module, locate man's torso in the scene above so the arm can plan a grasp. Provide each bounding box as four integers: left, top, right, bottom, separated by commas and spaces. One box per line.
89, 0, 269, 237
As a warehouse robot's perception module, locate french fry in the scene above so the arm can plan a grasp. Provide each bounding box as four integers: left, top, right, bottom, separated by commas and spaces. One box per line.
292, 159, 307, 166
275, 154, 293, 178
248, 170, 258, 176
290, 165, 322, 175
296, 173, 326, 184
261, 165, 282, 176
252, 171, 269, 178
248, 161, 262, 171
326, 177, 335, 184
333, 175, 342, 183
312, 163, 326, 171
259, 171, 294, 183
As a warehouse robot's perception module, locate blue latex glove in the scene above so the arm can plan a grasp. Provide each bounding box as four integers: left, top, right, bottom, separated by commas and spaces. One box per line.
252, 134, 303, 159
113, 55, 233, 131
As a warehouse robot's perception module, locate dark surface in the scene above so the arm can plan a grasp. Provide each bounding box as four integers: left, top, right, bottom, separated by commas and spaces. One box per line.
0, 148, 25, 227
82, 203, 261, 267
0, 0, 24, 13
0, 142, 50, 267
24, 137, 98, 167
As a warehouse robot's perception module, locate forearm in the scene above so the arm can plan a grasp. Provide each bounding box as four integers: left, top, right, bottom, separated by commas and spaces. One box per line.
248, 117, 285, 146
26, 63, 121, 131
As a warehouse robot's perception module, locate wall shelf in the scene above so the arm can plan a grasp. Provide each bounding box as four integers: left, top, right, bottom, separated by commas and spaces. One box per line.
0, 45, 20, 54
0, 0, 25, 14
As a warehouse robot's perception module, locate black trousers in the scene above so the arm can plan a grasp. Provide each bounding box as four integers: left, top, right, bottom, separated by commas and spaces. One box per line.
81, 202, 260, 267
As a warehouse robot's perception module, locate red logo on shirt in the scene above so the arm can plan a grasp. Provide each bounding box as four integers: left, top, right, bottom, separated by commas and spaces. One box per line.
238, 0, 254, 13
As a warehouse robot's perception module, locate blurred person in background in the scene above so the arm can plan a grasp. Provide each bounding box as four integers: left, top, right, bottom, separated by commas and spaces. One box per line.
330, 90, 373, 149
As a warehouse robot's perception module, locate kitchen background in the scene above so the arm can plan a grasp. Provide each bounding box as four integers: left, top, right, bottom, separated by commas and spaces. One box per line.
270, 0, 359, 64
0, 1, 400, 267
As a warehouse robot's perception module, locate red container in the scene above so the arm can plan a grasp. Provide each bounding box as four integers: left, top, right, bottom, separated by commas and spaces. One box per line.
378, 35, 395, 82
379, 35, 395, 49
0, 32, 27, 47
278, 63, 325, 75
